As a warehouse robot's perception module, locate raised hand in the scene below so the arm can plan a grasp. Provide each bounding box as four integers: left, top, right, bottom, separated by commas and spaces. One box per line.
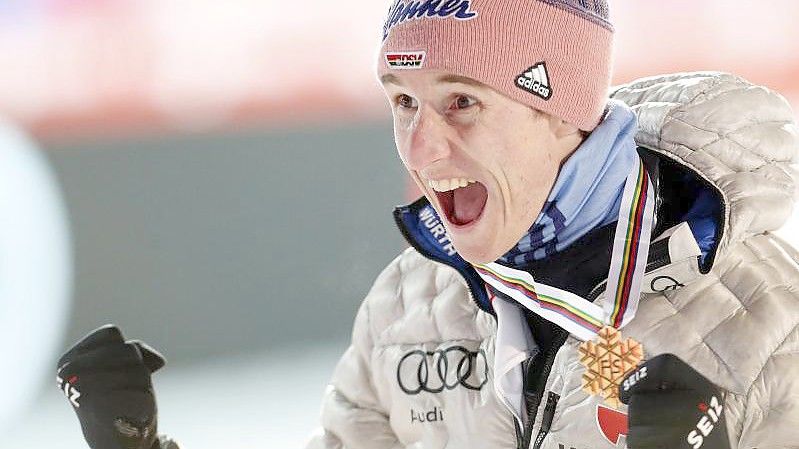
56, 325, 166, 449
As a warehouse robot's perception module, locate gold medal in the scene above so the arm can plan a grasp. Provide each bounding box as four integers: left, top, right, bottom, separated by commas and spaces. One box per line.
579, 326, 644, 408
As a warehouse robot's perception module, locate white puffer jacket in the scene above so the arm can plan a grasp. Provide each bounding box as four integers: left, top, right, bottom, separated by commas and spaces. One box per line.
306, 72, 799, 449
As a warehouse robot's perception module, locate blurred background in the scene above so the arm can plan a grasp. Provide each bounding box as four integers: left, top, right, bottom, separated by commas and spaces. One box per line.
1, 1, 798, 448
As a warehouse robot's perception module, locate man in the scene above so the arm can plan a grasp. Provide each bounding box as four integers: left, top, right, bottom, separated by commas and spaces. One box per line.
304, 1, 799, 448
57, 1, 799, 448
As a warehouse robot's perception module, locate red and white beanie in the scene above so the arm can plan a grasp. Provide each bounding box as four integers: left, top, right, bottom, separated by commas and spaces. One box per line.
377, 0, 614, 131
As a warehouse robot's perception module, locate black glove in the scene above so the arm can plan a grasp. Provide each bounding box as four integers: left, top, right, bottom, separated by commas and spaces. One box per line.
619, 353, 730, 449
56, 325, 166, 449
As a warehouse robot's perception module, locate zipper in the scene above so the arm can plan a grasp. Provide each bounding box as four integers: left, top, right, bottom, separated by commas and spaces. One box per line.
532, 391, 560, 449
514, 417, 524, 449
518, 330, 569, 449
519, 358, 536, 449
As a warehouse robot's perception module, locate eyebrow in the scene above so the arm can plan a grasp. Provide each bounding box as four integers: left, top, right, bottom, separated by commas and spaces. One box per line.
435, 74, 486, 88
380, 73, 486, 88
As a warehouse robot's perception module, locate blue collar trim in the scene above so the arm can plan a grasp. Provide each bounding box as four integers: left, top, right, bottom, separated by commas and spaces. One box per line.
393, 197, 493, 313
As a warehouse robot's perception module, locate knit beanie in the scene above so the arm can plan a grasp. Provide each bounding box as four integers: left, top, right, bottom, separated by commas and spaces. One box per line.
377, 0, 614, 131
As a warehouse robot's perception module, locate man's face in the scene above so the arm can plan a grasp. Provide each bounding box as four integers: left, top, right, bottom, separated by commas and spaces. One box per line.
381, 70, 581, 264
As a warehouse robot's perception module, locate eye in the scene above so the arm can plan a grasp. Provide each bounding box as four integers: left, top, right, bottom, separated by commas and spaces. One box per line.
396, 94, 418, 109
449, 94, 477, 111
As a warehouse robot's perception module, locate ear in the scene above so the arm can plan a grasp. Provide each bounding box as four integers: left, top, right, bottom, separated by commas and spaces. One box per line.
546, 113, 587, 171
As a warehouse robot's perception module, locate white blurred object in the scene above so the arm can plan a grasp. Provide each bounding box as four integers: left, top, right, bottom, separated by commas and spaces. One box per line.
0, 120, 72, 430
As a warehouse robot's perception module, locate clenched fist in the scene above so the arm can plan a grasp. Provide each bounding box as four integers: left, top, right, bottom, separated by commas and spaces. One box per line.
620, 353, 730, 449
56, 325, 166, 449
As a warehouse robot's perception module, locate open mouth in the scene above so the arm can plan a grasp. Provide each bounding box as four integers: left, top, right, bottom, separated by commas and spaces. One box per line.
433, 180, 488, 227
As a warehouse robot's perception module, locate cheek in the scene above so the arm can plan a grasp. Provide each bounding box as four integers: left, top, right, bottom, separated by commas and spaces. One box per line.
393, 123, 411, 167
505, 143, 559, 207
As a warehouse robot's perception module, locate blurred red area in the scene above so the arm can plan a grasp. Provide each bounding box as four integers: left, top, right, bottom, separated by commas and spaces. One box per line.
0, 1, 797, 143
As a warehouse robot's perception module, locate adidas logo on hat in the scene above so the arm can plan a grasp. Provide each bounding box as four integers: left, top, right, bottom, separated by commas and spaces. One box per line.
515, 62, 552, 100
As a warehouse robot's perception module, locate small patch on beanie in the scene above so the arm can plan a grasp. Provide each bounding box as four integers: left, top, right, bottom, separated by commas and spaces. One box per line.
515, 62, 553, 100
385, 51, 426, 69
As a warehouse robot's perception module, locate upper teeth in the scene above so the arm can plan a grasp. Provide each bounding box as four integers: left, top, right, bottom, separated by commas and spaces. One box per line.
428, 178, 477, 192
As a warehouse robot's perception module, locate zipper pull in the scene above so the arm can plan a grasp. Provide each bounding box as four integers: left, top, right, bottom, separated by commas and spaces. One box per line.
532, 391, 561, 449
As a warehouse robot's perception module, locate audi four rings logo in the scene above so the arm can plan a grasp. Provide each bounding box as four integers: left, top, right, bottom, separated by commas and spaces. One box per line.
396, 346, 489, 395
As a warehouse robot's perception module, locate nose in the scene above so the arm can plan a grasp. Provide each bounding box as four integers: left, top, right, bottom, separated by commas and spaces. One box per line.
400, 107, 452, 171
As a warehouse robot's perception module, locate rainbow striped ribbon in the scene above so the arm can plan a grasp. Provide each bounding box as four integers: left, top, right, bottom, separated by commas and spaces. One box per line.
474, 158, 655, 341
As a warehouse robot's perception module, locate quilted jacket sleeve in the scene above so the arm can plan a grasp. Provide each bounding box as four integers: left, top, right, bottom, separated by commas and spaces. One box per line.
305, 258, 403, 449
735, 323, 799, 448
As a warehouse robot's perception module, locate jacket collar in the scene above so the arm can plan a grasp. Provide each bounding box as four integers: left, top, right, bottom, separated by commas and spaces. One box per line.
393, 197, 493, 312
393, 150, 721, 313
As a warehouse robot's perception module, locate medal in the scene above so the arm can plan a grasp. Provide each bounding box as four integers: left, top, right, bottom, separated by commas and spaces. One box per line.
474, 157, 654, 407
579, 325, 643, 408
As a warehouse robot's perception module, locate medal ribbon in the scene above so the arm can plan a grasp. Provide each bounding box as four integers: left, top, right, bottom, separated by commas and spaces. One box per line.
474, 157, 655, 341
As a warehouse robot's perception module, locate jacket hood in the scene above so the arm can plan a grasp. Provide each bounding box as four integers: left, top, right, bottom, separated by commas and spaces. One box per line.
610, 71, 799, 261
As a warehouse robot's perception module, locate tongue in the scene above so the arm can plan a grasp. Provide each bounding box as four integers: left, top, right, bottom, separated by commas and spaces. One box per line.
452, 182, 488, 225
